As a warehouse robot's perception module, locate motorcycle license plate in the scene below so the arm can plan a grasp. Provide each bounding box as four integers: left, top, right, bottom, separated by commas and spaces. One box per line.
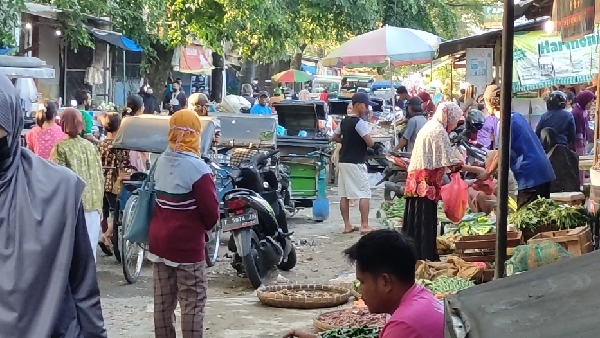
221, 210, 259, 232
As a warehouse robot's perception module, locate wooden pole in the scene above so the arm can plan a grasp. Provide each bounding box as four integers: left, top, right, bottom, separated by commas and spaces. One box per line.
494, 0, 515, 279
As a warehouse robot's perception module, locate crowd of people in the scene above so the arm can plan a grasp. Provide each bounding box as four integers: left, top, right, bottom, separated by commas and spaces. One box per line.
1, 62, 596, 338
0, 71, 223, 336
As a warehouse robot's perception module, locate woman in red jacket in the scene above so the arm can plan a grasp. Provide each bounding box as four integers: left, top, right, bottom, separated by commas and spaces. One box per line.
148, 109, 219, 338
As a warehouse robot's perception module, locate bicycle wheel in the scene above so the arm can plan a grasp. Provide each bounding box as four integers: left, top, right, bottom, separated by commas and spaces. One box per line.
205, 223, 221, 267
120, 195, 145, 284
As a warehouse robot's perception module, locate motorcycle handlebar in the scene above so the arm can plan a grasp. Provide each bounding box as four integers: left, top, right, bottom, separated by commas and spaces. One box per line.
255, 149, 280, 166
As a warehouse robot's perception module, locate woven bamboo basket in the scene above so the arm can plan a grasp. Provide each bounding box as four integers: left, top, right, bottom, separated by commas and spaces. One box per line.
257, 284, 351, 309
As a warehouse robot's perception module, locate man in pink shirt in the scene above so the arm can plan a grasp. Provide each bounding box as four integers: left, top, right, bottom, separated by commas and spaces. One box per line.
283, 230, 444, 338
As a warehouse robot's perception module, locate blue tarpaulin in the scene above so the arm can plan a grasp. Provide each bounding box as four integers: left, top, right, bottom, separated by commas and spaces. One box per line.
301, 63, 316, 75
87, 27, 143, 52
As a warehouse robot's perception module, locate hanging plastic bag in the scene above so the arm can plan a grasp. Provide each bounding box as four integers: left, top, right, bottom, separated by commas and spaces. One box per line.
440, 172, 468, 223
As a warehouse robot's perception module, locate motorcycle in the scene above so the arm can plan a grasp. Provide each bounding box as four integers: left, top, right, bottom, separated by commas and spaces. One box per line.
277, 163, 296, 217
219, 149, 296, 289
376, 151, 411, 202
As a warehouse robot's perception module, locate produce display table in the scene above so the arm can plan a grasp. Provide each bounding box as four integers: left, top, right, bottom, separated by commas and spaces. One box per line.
549, 192, 586, 206
579, 155, 594, 170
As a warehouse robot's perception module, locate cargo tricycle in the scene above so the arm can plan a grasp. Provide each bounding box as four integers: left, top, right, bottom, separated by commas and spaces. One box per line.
273, 101, 331, 221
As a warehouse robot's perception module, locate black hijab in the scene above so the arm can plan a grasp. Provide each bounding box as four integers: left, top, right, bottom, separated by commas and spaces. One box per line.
540, 127, 580, 192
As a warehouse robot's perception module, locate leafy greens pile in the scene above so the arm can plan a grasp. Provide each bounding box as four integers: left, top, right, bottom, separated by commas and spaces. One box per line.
508, 198, 590, 231
319, 326, 381, 338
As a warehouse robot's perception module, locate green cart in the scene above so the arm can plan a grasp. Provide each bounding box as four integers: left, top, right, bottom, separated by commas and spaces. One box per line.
273, 101, 331, 221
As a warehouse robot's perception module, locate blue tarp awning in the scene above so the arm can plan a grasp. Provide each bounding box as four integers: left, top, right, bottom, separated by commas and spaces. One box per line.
301, 63, 316, 75
87, 27, 143, 52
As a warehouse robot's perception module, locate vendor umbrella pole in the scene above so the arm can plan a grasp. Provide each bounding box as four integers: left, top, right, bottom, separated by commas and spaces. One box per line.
494, 0, 515, 280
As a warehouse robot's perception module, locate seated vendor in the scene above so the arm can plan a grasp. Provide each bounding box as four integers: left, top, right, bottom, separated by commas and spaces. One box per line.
468, 150, 517, 214
282, 230, 443, 338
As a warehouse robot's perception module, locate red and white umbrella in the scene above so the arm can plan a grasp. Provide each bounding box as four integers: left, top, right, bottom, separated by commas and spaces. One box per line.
322, 26, 441, 68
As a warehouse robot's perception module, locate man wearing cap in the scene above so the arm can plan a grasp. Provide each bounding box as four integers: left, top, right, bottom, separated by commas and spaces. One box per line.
393, 96, 427, 152
250, 92, 273, 115
479, 84, 555, 209
332, 92, 375, 234
188, 92, 210, 117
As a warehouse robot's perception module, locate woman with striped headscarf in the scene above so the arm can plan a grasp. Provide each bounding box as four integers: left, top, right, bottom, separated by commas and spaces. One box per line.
147, 109, 219, 338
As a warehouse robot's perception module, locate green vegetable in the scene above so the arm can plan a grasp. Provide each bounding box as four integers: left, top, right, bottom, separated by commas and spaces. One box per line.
508, 198, 590, 231
416, 276, 475, 295
320, 326, 381, 338
446, 213, 495, 236
376, 198, 406, 224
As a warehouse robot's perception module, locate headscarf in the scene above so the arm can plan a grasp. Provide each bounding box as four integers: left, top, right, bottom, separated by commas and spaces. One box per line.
417, 91, 435, 113
432, 101, 463, 132
540, 127, 559, 153
576, 89, 595, 109
408, 102, 462, 171
169, 109, 201, 155
572, 89, 595, 140
0, 74, 88, 336
540, 127, 580, 192
298, 89, 311, 101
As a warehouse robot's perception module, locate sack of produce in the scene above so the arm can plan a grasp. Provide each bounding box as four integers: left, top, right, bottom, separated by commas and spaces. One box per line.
441, 172, 469, 223
505, 241, 572, 276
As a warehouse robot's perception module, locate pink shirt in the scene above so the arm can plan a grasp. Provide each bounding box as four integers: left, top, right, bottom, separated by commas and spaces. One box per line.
380, 284, 444, 338
25, 124, 65, 160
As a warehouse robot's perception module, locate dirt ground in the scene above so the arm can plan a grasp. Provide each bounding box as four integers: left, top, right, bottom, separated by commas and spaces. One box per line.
98, 188, 384, 338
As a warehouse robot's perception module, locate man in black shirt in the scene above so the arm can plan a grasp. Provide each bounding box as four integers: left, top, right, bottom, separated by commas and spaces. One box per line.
163, 80, 187, 115
395, 86, 410, 109
332, 92, 375, 234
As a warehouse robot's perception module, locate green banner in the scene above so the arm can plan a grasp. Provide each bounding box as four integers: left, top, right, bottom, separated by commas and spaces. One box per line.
483, 6, 503, 29
512, 30, 599, 92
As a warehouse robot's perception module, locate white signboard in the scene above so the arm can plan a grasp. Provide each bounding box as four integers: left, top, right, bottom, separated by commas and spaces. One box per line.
465, 48, 493, 96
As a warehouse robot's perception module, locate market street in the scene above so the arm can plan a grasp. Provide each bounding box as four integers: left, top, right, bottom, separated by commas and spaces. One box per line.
98, 188, 382, 337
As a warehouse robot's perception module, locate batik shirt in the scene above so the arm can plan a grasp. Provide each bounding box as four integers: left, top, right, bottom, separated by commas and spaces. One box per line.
50, 137, 104, 212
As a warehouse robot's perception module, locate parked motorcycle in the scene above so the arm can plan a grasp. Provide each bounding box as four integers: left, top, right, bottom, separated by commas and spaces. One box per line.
220, 149, 296, 289
376, 151, 411, 202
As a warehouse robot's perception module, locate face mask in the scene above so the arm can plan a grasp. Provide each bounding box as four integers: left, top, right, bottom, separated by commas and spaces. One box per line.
0, 137, 10, 168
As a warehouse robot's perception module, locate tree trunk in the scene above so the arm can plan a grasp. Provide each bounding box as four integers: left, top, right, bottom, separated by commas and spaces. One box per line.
290, 43, 308, 70
144, 42, 174, 96
241, 60, 256, 84
211, 52, 224, 102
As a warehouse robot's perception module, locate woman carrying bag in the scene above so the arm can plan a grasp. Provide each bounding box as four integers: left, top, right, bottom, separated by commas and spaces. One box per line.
136, 109, 220, 338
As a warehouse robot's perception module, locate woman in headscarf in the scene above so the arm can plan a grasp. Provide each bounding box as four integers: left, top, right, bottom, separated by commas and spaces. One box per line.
571, 89, 595, 185
148, 109, 219, 338
25, 100, 64, 159
0, 73, 106, 337
540, 127, 580, 193
298, 88, 311, 101
403, 102, 483, 261
50, 108, 104, 260
122, 95, 150, 172
417, 91, 436, 116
